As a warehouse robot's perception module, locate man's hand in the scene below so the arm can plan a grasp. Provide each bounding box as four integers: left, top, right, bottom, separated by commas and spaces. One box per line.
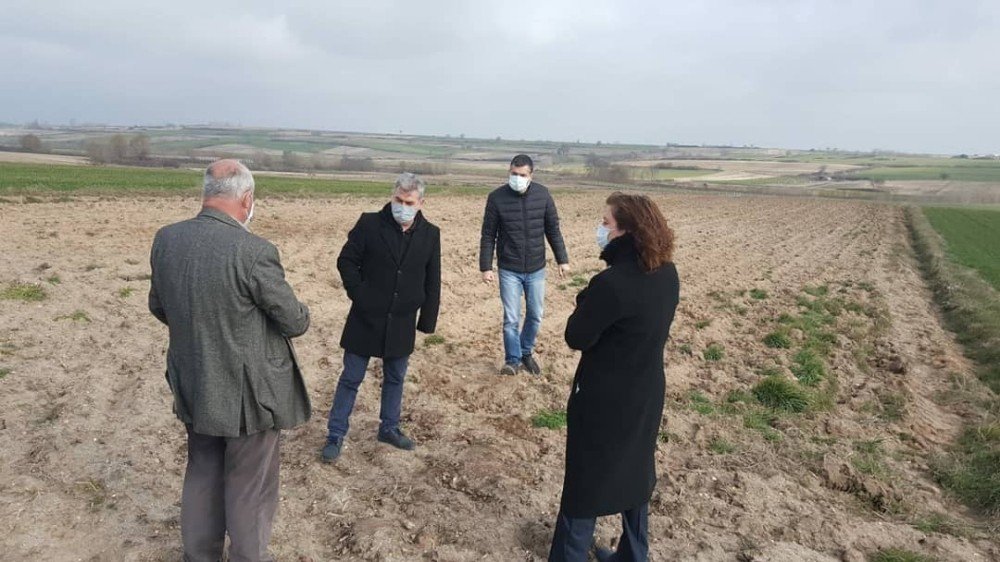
482, 270, 495, 284
558, 263, 571, 279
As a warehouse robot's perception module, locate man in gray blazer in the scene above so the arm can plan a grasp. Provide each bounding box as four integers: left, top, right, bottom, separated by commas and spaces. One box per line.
149, 159, 310, 562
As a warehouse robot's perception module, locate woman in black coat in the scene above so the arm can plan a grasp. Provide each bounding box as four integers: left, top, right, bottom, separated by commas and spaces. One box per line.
549, 193, 679, 562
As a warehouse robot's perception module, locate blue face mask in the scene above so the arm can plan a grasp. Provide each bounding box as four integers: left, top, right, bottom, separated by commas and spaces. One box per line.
596, 224, 612, 250
391, 201, 418, 224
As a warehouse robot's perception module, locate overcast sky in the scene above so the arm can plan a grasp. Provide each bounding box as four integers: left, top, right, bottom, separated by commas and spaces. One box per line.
3, 1, 998, 154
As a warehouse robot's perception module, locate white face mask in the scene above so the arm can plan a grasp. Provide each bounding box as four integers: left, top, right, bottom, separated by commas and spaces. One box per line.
242, 199, 255, 229
508, 174, 530, 193
596, 223, 612, 250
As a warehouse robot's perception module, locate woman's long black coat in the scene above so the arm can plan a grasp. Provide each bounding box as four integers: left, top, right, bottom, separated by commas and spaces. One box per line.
338, 205, 441, 359
560, 234, 679, 517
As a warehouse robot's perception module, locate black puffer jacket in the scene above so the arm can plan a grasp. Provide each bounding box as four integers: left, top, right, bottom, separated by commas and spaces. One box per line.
479, 182, 569, 274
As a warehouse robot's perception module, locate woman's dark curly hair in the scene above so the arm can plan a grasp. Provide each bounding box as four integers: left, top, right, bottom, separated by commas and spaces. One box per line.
606, 192, 675, 272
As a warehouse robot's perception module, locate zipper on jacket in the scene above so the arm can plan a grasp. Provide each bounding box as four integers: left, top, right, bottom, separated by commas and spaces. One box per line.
521, 189, 528, 272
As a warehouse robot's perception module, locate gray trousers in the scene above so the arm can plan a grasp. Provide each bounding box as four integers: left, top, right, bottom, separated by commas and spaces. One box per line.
182, 426, 280, 562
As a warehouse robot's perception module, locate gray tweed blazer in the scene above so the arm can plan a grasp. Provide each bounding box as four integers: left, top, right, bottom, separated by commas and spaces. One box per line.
149, 208, 311, 437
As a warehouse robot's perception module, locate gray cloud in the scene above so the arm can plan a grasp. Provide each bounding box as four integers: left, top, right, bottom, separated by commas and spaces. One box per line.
2, 0, 998, 153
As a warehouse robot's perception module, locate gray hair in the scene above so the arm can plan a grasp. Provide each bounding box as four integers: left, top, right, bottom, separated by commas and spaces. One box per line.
203, 160, 255, 199
394, 172, 426, 199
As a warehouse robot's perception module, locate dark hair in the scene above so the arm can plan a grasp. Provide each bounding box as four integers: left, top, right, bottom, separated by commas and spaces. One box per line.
606, 192, 675, 272
510, 154, 534, 171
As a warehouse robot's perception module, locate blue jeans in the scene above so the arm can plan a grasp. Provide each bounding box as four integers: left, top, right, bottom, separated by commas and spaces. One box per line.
326, 352, 409, 443
499, 268, 546, 365
548, 503, 649, 562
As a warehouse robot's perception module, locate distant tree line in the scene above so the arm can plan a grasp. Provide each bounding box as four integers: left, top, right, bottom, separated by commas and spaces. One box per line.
85, 134, 151, 164
584, 153, 631, 183
20, 134, 45, 153
247, 151, 449, 176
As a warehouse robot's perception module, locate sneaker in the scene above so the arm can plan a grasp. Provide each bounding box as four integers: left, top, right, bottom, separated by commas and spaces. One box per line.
377, 427, 415, 451
521, 355, 542, 376
320, 437, 344, 463
499, 363, 520, 376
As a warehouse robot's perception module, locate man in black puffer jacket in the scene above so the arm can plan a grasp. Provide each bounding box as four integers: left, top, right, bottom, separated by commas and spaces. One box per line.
480, 154, 570, 376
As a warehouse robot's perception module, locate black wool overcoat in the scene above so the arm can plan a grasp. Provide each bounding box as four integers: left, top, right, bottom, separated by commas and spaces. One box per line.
338, 204, 441, 359
559, 234, 680, 517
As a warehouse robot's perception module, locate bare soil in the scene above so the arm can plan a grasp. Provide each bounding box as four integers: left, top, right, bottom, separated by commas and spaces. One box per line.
0, 193, 996, 561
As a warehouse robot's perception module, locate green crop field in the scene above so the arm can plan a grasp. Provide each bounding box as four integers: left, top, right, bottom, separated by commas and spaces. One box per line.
924, 207, 1000, 291
849, 165, 1000, 182
0, 162, 480, 197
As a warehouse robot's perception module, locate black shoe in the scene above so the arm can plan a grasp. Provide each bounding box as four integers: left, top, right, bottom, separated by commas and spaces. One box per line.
594, 546, 616, 562
320, 437, 343, 463
521, 355, 542, 376
377, 427, 415, 451
499, 363, 520, 376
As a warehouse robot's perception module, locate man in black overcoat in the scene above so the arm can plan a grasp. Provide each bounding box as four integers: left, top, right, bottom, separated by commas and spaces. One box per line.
320, 172, 441, 462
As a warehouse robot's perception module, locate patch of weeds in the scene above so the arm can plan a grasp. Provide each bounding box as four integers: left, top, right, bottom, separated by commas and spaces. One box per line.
709, 437, 736, 455
852, 439, 889, 478
117, 287, 134, 298
568, 275, 588, 288
752, 376, 810, 413
1, 282, 47, 302
0, 342, 15, 357
867, 548, 936, 562
810, 375, 840, 411
659, 431, 682, 444
743, 410, 782, 441
688, 391, 715, 415
678, 344, 693, 356
423, 334, 446, 346
879, 390, 908, 422
777, 313, 795, 324
46, 275, 61, 285
931, 423, 1000, 515
694, 319, 712, 330
703, 344, 724, 362
791, 349, 825, 386
0, 367, 9, 380
912, 512, 968, 537
531, 409, 567, 429
758, 366, 783, 378
726, 389, 754, 404
804, 331, 837, 356
803, 284, 829, 297
557, 284, 567, 291
853, 343, 874, 372
749, 288, 768, 300
843, 300, 866, 315
763, 331, 792, 349
56, 310, 91, 322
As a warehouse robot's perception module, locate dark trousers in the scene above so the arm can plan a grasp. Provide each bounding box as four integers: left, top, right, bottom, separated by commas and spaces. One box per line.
181, 426, 280, 562
326, 352, 409, 441
548, 503, 649, 562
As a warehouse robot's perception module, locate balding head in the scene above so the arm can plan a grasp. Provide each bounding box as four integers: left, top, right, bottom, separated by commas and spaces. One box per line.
202, 159, 256, 227
203, 159, 254, 200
